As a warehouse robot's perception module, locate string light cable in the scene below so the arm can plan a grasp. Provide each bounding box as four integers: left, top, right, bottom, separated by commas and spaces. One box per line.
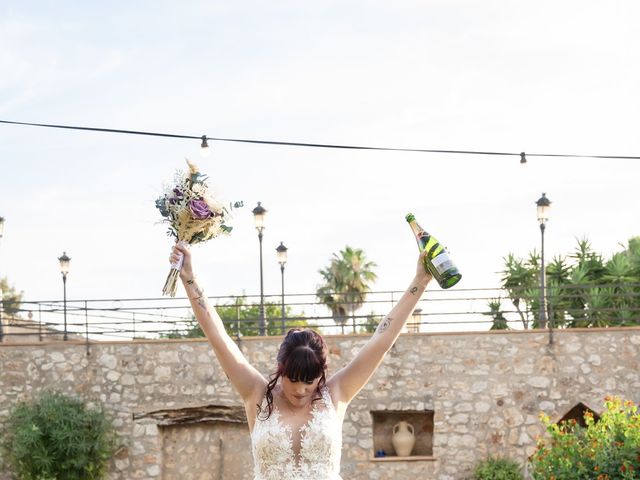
1, 119, 639, 163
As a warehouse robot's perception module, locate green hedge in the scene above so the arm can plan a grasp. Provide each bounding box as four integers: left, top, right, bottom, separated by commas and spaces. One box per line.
1, 391, 117, 480
474, 456, 523, 480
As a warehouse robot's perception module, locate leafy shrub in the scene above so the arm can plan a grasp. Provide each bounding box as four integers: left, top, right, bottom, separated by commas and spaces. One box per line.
473, 456, 523, 479
1, 391, 117, 479
529, 396, 640, 479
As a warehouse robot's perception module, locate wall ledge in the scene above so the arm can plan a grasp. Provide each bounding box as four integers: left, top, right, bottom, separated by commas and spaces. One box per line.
370, 456, 437, 462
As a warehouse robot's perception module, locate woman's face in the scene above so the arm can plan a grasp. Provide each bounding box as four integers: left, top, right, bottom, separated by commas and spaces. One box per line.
280, 375, 321, 407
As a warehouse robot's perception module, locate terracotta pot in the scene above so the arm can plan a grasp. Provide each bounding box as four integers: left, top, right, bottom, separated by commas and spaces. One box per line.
391, 421, 415, 457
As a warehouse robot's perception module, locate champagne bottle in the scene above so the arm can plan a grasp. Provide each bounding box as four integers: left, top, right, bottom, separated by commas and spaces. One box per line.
405, 213, 462, 289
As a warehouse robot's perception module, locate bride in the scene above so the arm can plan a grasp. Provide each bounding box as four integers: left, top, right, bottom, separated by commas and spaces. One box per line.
170, 243, 432, 480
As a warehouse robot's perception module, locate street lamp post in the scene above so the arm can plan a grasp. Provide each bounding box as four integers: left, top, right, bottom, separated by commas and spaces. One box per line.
536, 193, 551, 336
58, 252, 71, 341
252, 202, 267, 336
0, 217, 5, 342
276, 242, 288, 335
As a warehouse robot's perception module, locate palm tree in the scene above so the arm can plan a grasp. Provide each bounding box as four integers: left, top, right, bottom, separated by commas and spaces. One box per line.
570, 237, 606, 282
546, 255, 572, 329
484, 298, 509, 330
316, 246, 377, 333
500, 252, 539, 329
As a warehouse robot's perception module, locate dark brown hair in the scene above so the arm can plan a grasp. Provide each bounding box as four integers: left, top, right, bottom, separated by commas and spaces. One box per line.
257, 328, 328, 421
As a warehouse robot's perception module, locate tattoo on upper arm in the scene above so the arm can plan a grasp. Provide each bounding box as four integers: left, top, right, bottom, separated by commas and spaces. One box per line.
410, 286, 418, 295
377, 316, 392, 333
186, 278, 195, 285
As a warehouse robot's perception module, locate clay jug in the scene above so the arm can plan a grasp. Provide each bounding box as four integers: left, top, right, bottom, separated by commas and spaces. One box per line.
391, 421, 415, 457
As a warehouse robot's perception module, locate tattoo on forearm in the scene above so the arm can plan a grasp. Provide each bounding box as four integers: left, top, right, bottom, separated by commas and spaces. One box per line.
197, 297, 207, 311
410, 286, 418, 295
189, 285, 206, 304
378, 316, 392, 333
185, 282, 211, 317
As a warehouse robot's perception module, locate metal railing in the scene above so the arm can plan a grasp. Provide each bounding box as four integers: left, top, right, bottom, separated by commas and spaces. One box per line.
1, 284, 639, 343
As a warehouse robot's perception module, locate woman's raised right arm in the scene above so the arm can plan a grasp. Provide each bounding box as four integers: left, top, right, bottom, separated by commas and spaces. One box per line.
171, 243, 267, 402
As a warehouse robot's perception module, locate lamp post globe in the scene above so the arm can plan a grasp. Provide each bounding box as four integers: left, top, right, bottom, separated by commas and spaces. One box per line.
252, 202, 267, 232
276, 241, 288, 267
536, 193, 551, 224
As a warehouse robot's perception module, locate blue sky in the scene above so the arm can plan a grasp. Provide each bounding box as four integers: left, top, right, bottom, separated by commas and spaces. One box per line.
1, 1, 639, 327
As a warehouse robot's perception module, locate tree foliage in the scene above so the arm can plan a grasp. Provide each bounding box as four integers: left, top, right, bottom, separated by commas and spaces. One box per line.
1, 391, 117, 480
1, 276, 23, 317
529, 397, 640, 479
489, 237, 640, 329
484, 299, 509, 330
474, 456, 523, 480
161, 297, 309, 338
316, 246, 377, 332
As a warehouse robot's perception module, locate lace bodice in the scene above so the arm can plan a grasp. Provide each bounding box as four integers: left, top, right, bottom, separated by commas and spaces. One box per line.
251, 386, 343, 480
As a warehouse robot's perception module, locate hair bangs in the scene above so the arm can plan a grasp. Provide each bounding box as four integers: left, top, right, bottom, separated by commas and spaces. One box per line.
282, 346, 323, 382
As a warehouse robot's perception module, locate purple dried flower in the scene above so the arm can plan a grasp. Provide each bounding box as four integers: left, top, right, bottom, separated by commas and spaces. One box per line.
169, 188, 184, 205
188, 199, 213, 220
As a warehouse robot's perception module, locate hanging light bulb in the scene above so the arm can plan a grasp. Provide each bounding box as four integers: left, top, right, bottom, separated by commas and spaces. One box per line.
200, 135, 211, 157
520, 152, 527, 164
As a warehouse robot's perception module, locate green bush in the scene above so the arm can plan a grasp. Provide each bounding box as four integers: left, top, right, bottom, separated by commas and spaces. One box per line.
1, 391, 117, 480
473, 456, 523, 479
529, 396, 640, 479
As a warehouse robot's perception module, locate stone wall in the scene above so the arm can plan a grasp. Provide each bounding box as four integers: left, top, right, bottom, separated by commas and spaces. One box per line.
1, 328, 639, 479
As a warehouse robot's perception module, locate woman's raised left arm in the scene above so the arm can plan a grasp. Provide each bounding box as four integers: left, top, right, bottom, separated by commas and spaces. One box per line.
328, 252, 432, 405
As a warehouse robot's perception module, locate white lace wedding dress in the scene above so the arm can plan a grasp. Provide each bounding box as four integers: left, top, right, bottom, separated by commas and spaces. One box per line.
251, 386, 343, 480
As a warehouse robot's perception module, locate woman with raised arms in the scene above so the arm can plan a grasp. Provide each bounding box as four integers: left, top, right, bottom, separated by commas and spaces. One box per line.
170, 243, 432, 480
